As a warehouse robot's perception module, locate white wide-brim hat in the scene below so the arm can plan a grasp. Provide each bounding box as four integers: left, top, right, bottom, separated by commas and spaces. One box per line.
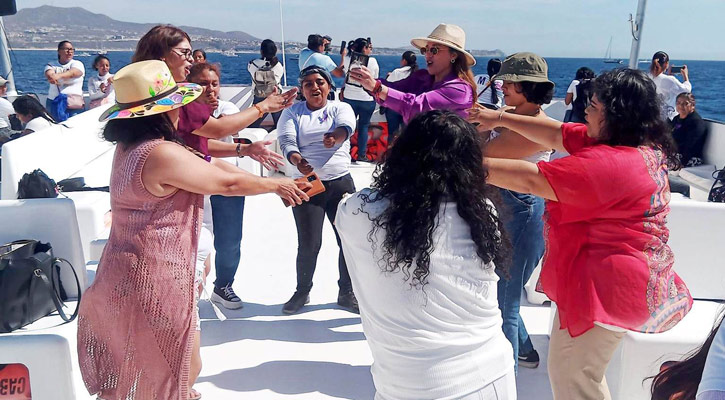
411, 23, 476, 67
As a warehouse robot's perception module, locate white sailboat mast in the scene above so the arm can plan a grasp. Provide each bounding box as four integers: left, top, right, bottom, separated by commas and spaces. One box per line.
0, 17, 16, 94
279, 0, 287, 87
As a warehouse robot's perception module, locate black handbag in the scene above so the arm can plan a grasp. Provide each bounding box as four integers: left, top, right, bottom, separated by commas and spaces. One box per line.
709, 169, 725, 203
0, 240, 81, 333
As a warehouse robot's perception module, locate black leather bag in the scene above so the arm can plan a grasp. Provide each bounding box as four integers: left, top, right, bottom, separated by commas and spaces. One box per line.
0, 240, 81, 333
709, 169, 725, 203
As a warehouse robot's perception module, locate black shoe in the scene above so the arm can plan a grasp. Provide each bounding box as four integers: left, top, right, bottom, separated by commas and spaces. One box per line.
337, 291, 360, 314
518, 349, 540, 369
210, 283, 243, 310
282, 291, 310, 315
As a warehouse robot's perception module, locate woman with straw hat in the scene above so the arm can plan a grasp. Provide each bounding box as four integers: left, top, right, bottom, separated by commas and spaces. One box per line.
351, 23, 476, 127
76, 60, 310, 400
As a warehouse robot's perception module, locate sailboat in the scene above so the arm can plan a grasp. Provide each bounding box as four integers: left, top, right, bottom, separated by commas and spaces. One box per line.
603, 36, 623, 64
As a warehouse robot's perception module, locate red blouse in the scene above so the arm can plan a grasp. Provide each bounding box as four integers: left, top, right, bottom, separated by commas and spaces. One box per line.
537, 123, 692, 337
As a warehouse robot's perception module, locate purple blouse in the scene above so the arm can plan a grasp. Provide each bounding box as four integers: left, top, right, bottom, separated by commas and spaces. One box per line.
380, 69, 474, 123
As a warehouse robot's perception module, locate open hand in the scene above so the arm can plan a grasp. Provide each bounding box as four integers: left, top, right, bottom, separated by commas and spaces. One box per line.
466, 106, 503, 132
261, 87, 299, 113
246, 140, 285, 171
274, 178, 311, 206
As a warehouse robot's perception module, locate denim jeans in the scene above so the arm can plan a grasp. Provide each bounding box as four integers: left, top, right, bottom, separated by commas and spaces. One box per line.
291, 173, 356, 294
210, 194, 246, 289
343, 98, 376, 159
384, 108, 404, 146
497, 188, 545, 373
249, 95, 282, 129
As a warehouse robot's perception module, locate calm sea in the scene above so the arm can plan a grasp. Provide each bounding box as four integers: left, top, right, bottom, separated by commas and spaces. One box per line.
9, 50, 725, 122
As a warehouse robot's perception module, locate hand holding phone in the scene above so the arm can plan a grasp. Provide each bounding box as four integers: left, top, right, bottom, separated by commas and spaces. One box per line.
670, 65, 682, 74
283, 172, 325, 206
340, 41, 347, 55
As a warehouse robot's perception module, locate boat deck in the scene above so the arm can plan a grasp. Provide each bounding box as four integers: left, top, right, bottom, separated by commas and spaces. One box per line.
193, 163, 554, 399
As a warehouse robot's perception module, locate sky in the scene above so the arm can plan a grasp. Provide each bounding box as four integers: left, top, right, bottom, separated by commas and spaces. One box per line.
17, 0, 725, 60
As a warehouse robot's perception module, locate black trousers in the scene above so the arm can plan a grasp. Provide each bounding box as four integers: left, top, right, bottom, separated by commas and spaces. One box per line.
291, 173, 356, 294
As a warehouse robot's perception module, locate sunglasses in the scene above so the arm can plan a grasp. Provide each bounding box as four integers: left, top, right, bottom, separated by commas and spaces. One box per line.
171, 48, 194, 60
61, 47, 75, 52
420, 46, 441, 55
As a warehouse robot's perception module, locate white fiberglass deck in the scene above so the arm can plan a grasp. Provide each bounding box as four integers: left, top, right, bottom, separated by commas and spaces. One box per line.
193, 163, 554, 399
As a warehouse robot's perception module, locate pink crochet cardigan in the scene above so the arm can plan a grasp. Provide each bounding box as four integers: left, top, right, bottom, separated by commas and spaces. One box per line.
77, 139, 202, 399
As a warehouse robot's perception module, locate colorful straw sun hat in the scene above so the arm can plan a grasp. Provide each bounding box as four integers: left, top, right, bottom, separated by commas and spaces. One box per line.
99, 60, 202, 121
410, 23, 476, 67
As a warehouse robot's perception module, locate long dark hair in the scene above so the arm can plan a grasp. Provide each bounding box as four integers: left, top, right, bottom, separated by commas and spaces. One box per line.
13, 95, 55, 123
650, 311, 724, 400
402, 50, 418, 73
103, 113, 180, 146
575, 66, 595, 81
450, 48, 477, 100
132, 25, 191, 63
487, 58, 502, 104
359, 110, 510, 286
650, 51, 669, 76
260, 39, 279, 67
592, 68, 680, 169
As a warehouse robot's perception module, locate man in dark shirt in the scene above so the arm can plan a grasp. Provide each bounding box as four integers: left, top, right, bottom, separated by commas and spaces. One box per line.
669, 92, 709, 197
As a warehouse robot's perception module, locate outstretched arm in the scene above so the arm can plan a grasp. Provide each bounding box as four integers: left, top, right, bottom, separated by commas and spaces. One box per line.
468, 107, 565, 152
484, 157, 557, 201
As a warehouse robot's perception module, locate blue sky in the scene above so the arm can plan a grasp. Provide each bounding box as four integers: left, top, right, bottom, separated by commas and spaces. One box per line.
19, 0, 725, 60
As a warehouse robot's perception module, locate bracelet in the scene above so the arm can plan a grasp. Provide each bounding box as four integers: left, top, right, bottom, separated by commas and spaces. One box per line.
253, 104, 264, 119
236, 143, 244, 158
372, 80, 383, 100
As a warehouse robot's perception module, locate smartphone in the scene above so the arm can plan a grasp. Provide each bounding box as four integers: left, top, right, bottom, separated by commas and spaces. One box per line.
283, 172, 326, 207
340, 41, 346, 55
670, 65, 682, 74
232, 137, 252, 145
345, 51, 370, 88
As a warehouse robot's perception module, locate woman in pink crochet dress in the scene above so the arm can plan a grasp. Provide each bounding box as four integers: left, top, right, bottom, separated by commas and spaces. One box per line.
76, 60, 310, 400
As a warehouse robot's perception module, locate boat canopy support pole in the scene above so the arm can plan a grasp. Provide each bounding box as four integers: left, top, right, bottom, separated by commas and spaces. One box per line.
0, 17, 16, 94
279, 0, 287, 87
628, 0, 648, 69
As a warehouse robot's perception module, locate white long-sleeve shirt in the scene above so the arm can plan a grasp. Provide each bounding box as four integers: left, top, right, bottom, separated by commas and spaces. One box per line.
336, 189, 514, 400
650, 73, 692, 120
87, 73, 115, 103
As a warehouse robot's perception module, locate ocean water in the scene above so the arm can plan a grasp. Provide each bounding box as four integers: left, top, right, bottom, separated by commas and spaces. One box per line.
9, 50, 725, 122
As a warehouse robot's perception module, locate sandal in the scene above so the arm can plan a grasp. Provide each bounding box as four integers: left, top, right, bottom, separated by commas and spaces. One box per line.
189, 388, 202, 400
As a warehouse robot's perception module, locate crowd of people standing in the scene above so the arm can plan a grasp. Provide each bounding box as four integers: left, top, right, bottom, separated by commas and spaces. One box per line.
0, 19, 713, 400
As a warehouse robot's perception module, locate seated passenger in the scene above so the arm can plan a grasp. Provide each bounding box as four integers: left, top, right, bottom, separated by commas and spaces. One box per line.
0, 76, 17, 144
12, 95, 56, 136
669, 92, 709, 197
192, 49, 206, 64
336, 110, 515, 400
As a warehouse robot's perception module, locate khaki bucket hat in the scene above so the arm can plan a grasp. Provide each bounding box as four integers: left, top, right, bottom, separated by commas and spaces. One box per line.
495, 52, 554, 89
410, 23, 476, 67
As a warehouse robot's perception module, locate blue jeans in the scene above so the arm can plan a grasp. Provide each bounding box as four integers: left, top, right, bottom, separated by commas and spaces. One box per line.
210, 195, 246, 289
497, 188, 545, 373
343, 98, 376, 159
384, 108, 404, 145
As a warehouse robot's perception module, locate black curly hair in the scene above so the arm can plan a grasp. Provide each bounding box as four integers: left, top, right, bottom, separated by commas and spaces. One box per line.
592, 68, 680, 169
516, 81, 554, 105
359, 110, 510, 287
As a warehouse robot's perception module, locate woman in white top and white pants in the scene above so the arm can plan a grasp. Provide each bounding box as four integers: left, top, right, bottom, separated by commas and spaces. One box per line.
336, 110, 515, 400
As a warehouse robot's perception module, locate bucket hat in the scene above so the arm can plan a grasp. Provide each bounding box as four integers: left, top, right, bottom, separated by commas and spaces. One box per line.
99, 60, 202, 122
495, 52, 554, 89
410, 24, 476, 67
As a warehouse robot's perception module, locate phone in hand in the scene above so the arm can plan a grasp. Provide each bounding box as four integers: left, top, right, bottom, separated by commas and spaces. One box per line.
232, 137, 252, 145
282, 172, 326, 207
670, 65, 682, 74
345, 51, 370, 88
340, 41, 346, 55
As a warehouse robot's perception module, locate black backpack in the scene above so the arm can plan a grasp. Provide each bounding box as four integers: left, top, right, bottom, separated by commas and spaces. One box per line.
17, 169, 58, 199
571, 79, 593, 122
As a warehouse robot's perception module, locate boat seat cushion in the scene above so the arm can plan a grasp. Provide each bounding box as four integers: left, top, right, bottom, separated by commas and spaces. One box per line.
679, 164, 717, 192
